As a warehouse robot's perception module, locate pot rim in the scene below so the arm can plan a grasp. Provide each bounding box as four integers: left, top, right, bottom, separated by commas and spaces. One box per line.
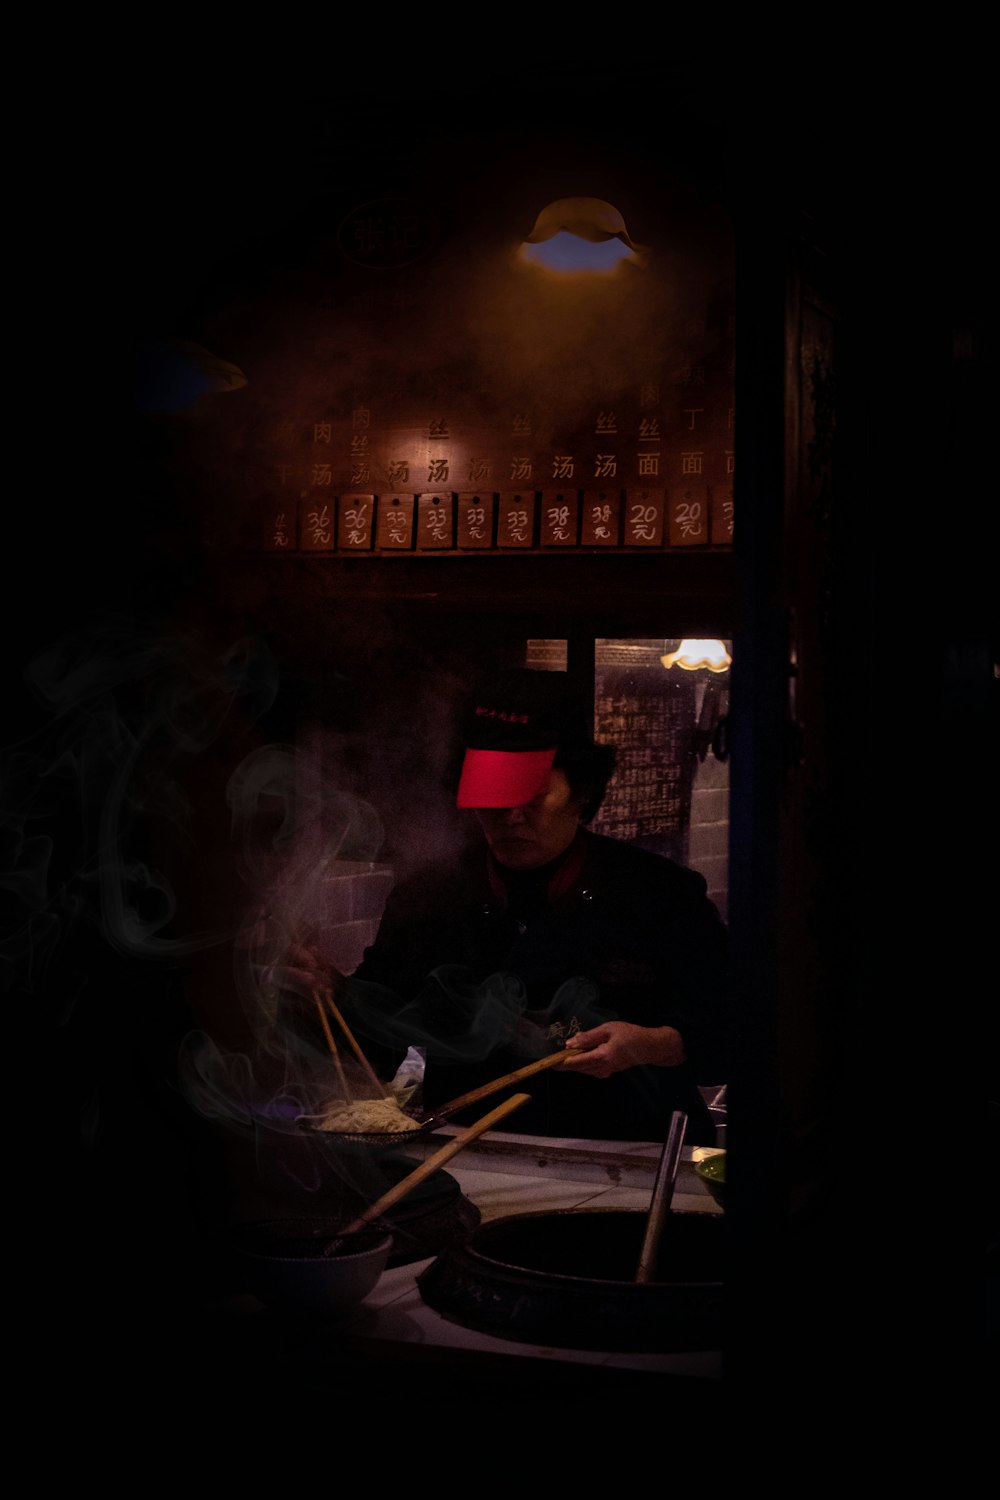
453, 1206, 723, 1290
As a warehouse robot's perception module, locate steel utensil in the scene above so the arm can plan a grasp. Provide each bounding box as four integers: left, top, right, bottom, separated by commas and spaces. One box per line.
634, 1109, 688, 1284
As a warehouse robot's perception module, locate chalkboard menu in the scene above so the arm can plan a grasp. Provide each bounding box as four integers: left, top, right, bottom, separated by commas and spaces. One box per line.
590, 643, 698, 864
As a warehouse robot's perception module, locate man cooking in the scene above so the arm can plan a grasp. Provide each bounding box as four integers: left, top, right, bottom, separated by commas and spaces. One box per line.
336, 666, 732, 1145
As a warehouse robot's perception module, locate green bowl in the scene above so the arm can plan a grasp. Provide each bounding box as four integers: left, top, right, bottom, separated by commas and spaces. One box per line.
693, 1151, 726, 1207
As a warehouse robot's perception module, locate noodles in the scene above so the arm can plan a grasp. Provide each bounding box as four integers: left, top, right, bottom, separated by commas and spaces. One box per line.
314, 1096, 422, 1134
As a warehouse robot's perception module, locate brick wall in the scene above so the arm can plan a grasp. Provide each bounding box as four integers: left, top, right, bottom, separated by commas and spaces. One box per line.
688, 749, 730, 922
313, 862, 395, 977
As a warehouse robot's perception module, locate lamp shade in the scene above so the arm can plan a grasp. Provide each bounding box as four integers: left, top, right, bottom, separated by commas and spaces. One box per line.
661, 639, 732, 673
523, 197, 641, 249
518, 198, 646, 273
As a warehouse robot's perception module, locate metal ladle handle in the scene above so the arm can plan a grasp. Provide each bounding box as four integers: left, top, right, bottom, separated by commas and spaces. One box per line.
635, 1110, 688, 1284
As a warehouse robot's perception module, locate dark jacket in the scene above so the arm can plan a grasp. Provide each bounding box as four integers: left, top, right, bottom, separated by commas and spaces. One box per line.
343, 828, 732, 1144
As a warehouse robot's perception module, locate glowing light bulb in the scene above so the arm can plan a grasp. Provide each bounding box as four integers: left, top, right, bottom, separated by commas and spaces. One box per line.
660, 640, 732, 673
518, 197, 645, 277
518, 233, 636, 273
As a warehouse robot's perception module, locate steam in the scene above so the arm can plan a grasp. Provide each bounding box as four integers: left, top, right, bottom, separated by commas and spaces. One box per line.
345, 969, 611, 1069
2, 625, 273, 1023
7, 613, 410, 1202
8, 607, 611, 1209
223, 733, 386, 1057
180, 1029, 288, 1129
177, 1029, 407, 1201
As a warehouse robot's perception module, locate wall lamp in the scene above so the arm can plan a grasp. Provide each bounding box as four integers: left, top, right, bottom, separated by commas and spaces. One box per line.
661, 639, 732, 673
518, 197, 645, 275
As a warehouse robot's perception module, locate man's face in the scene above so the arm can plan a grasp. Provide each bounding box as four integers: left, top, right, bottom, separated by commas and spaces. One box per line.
474, 768, 585, 870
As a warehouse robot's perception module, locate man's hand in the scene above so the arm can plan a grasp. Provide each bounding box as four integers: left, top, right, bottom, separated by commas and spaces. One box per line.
259, 936, 331, 998
563, 1021, 687, 1077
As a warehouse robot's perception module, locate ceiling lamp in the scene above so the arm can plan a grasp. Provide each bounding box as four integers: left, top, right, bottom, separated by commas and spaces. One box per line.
518, 197, 645, 274
661, 639, 732, 673
134, 339, 247, 413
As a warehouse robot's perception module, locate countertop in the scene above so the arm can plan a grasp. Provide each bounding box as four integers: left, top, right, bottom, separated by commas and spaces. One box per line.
208, 1130, 726, 1400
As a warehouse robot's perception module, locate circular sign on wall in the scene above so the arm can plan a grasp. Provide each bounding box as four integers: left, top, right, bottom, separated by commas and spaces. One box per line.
337, 196, 439, 269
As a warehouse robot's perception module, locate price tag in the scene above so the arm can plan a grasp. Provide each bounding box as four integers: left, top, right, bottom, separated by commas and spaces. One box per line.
581, 490, 622, 546
497, 492, 536, 548
710, 484, 734, 545
300, 498, 336, 551
540, 491, 580, 546
337, 494, 375, 551
416, 492, 455, 549
260, 497, 298, 552
457, 492, 495, 548
623, 489, 664, 547
668, 485, 709, 547
376, 494, 415, 550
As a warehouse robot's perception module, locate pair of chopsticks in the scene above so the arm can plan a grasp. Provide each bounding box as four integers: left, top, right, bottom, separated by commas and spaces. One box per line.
312, 986, 389, 1101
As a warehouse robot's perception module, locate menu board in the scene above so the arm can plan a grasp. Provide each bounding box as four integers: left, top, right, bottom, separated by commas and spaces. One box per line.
251, 373, 735, 557
590, 653, 697, 864
259, 485, 735, 555
172, 161, 736, 561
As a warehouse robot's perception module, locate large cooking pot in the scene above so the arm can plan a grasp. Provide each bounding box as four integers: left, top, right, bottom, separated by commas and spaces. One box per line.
418, 1207, 723, 1352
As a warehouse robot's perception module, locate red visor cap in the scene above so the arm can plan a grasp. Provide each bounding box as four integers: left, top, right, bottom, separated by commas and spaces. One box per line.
455, 747, 557, 809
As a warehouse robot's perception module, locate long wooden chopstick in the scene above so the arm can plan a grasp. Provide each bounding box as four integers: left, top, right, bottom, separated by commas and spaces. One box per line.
312, 989, 350, 1099
318, 985, 390, 1099
431, 1047, 578, 1122
326, 1092, 532, 1250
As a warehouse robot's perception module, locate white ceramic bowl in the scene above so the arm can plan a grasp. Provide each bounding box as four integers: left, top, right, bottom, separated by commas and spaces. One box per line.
235, 1226, 394, 1313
